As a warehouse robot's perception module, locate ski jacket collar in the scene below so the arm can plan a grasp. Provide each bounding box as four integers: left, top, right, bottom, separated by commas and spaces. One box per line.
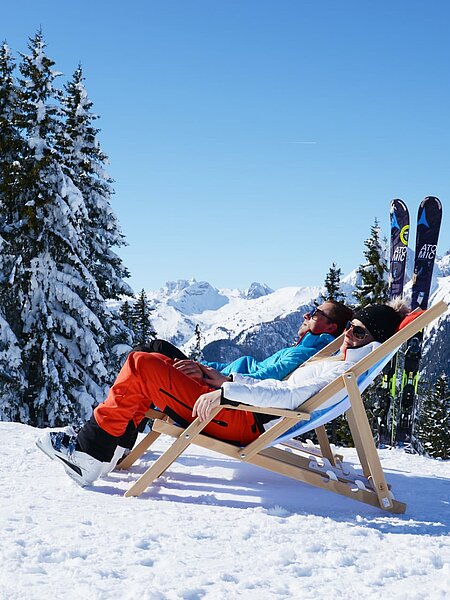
343, 341, 380, 362
301, 331, 335, 348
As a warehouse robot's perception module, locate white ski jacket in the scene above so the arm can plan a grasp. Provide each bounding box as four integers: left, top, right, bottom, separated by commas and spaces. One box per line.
220, 342, 380, 413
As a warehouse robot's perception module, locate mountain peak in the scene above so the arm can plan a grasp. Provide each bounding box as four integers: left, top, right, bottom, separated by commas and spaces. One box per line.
161, 279, 229, 315
244, 282, 274, 300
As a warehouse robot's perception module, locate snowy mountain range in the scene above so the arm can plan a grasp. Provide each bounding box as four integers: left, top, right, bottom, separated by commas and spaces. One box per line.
141, 250, 450, 379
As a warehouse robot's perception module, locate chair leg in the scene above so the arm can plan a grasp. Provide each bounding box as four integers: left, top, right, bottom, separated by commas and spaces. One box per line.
315, 425, 336, 467
116, 411, 169, 470
115, 430, 162, 470
343, 372, 394, 510
124, 406, 222, 498
346, 408, 371, 478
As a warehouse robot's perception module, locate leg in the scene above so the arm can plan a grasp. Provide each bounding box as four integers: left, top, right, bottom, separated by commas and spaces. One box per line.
37, 352, 259, 487
126, 339, 189, 442
94, 352, 260, 447
128, 353, 260, 445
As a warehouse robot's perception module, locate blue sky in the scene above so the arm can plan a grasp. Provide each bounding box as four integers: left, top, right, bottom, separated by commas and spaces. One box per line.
3, 1, 450, 293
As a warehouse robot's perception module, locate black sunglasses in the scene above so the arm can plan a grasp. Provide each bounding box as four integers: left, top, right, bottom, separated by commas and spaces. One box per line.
305, 308, 335, 323
345, 321, 369, 341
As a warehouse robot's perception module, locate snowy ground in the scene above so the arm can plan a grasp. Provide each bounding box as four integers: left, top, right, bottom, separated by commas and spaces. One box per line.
1, 422, 449, 600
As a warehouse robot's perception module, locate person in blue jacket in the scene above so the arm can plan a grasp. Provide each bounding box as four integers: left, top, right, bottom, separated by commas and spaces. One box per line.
136, 300, 353, 383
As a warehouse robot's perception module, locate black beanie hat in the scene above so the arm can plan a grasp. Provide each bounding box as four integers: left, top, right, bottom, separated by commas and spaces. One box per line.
353, 305, 402, 343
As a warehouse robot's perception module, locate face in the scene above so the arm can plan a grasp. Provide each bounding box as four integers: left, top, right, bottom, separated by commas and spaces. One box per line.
341, 318, 375, 352
298, 302, 338, 337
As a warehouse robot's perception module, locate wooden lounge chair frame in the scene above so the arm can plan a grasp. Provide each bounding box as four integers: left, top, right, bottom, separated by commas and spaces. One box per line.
117, 300, 447, 513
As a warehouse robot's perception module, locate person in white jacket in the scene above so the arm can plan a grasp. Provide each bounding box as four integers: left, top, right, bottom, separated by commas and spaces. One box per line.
37, 302, 408, 487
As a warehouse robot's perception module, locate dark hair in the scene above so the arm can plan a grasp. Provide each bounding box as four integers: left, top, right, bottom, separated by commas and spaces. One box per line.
324, 300, 354, 337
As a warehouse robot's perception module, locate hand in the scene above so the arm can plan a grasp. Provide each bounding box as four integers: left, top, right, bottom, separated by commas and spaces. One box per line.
173, 359, 204, 380
174, 360, 230, 386
197, 363, 230, 386
192, 389, 222, 421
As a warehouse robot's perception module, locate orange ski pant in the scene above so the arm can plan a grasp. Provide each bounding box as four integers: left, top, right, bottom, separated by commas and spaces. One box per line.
94, 352, 261, 446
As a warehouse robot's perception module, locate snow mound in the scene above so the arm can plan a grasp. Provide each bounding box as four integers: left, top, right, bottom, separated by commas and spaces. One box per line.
2, 421, 449, 599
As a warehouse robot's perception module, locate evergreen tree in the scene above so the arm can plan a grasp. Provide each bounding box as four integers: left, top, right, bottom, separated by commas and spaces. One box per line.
0, 31, 135, 426
0, 42, 26, 330
57, 65, 132, 301
354, 219, 389, 307
416, 374, 450, 459
56, 64, 134, 377
119, 300, 134, 331
189, 324, 203, 361
0, 31, 120, 426
131, 289, 156, 346
319, 263, 345, 303
0, 42, 28, 416
0, 41, 25, 225
0, 312, 27, 421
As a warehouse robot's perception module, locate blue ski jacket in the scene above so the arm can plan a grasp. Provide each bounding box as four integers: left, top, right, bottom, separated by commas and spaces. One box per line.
203, 331, 335, 381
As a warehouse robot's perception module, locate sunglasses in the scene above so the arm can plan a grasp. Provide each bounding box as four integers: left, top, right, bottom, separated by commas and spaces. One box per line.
305, 308, 335, 323
345, 321, 370, 341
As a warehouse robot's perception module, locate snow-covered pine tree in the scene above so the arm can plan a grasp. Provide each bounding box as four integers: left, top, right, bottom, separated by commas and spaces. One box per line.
189, 324, 203, 361
319, 262, 345, 303
57, 65, 132, 301
0, 41, 25, 225
353, 218, 389, 307
0, 42, 28, 419
56, 64, 134, 377
0, 40, 25, 312
119, 300, 134, 331
131, 289, 156, 346
0, 313, 27, 421
2, 30, 118, 426
416, 374, 450, 459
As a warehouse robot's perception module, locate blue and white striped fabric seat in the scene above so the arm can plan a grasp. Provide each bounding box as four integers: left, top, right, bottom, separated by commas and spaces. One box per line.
269, 348, 398, 447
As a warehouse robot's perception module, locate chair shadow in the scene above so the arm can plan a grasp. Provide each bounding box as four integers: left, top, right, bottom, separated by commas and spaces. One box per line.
93, 448, 449, 537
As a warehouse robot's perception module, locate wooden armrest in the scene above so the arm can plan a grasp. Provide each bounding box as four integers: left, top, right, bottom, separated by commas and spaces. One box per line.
221, 402, 310, 420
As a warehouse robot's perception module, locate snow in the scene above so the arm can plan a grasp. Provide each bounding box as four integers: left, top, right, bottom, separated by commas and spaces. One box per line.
2, 421, 449, 599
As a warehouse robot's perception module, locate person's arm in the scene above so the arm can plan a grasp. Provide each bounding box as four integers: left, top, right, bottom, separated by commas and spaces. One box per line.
192, 389, 222, 421
242, 333, 334, 381
243, 346, 319, 380
220, 361, 351, 410
192, 344, 377, 421
192, 363, 342, 421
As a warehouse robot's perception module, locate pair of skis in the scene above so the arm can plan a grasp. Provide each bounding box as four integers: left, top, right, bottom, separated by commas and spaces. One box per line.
383, 196, 442, 448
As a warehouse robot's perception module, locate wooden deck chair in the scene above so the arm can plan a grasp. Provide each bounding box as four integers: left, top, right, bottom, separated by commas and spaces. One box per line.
118, 300, 447, 513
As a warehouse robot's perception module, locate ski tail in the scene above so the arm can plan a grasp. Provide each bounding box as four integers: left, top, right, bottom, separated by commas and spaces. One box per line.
388, 198, 410, 301
396, 196, 442, 448
380, 200, 409, 446
411, 196, 442, 309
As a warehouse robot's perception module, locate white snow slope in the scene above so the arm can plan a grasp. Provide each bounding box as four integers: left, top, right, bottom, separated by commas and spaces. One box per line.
1, 422, 449, 600
145, 279, 320, 351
